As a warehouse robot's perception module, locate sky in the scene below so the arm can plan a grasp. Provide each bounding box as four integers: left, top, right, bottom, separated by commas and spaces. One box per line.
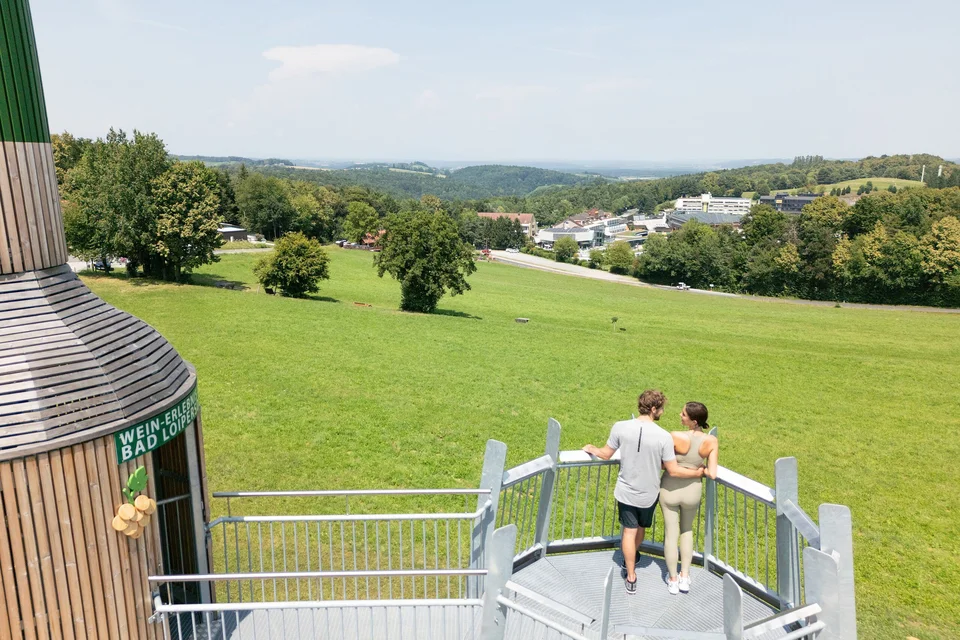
29, 0, 960, 164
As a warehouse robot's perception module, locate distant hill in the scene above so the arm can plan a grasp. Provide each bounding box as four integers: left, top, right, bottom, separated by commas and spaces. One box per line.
226, 162, 593, 199
177, 155, 293, 167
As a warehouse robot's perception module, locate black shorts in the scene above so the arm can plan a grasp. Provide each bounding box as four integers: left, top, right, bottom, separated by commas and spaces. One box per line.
618, 499, 658, 529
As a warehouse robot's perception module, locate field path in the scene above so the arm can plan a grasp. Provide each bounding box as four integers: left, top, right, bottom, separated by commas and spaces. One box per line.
491, 250, 960, 314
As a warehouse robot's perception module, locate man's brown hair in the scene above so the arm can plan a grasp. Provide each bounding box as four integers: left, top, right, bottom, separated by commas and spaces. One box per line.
637, 389, 667, 415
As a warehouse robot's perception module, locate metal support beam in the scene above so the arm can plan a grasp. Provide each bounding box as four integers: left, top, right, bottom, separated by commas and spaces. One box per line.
774, 457, 799, 610
534, 418, 561, 556
471, 439, 506, 597
818, 504, 857, 639
803, 547, 841, 639
704, 425, 718, 574
479, 525, 517, 640
184, 420, 212, 605
599, 565, 614, 639
722, 573, 744, 640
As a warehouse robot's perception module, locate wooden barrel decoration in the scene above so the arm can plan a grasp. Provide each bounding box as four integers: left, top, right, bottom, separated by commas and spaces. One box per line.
0, 1, 210, 638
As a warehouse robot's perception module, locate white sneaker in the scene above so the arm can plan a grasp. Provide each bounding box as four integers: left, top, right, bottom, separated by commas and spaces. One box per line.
667, 577, 679, 595
678, 575, 691, 593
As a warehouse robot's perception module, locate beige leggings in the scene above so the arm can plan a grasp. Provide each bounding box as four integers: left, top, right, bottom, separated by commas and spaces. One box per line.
659, 479, 703, 578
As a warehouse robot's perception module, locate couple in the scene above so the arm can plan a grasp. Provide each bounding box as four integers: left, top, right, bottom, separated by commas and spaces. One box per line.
583, 389, 718, 596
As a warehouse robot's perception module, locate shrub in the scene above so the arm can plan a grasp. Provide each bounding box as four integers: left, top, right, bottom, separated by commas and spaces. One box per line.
254, 232, 330, 297
553, 236, 579, 263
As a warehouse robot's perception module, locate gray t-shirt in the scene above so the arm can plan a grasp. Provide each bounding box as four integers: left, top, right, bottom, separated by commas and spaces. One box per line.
607, 418, 676, 508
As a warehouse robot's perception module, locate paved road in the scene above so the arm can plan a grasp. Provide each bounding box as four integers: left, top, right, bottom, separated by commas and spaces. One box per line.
490, 251, 960, 314
215, 248, 273, 255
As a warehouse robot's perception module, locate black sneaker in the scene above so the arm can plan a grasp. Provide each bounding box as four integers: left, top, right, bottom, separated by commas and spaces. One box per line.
625, 578, 637, 596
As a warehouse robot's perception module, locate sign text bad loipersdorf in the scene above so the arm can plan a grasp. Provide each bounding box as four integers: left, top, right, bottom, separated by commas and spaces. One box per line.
114, 385, 199, 463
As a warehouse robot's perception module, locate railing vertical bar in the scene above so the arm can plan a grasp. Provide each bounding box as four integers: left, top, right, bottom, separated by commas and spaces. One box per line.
270, 522, 277, 601
328, 521, 335, 599
375, 521, 382, 599
306, 521, 313, 601
723, 484, 729, 564
561, 466, 572, 540
580, 465, 591, 539
517, 479, 530, 551
282, 522, 290, 601
397, 520, 404, 598
764, 504, 770, 591
753, 502, 759, 586
433, 520, 440, 597
444, 520, 451, 595
422, 520, 428, 596
233, 518, 241, 602
733, 490, 739, 572
364, 521, 371, 600
602, 465, 611, 538
353, 521, 360, 599
316, 522, 324, 601
340, 521, 348, 598
456, 518, 462, 598
591, 464, 601, 538
294, 521, 300, 601
572, 466, 581, 539
246, 522, 254, 602
409, 520, 416, 596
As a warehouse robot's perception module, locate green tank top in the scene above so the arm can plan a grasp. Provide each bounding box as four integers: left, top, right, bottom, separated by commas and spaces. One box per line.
676, 432, 706, 469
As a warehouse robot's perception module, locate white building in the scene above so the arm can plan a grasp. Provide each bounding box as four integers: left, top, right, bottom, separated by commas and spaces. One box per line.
674, 193, 752, 216
535, 225, 595, 248
633, 214, 670, 233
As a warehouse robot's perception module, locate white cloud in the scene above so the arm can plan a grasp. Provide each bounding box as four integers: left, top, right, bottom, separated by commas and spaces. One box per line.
263, 45, 400, 82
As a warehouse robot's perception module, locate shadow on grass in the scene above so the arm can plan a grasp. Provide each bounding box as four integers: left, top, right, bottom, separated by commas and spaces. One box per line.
305, 295, 340, 303
433, 308, 482, 320
190, 273, 250, 291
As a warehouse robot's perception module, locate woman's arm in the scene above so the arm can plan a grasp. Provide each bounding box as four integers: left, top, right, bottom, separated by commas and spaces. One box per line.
704, 439, 718, 479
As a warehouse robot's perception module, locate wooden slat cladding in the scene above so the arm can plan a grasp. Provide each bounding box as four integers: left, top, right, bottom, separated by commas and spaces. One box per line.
0, 427, 199, 638
0, 142, 66, 275
0, 265, 192, 459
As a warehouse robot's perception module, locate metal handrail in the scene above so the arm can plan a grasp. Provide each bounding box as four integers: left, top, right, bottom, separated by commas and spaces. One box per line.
213, 488, 491, 498
496, 595, 591, 640
715, 467, 775, 505
155, 597, 484, 613
207, 500, 491, 528
150, 569, 488, 583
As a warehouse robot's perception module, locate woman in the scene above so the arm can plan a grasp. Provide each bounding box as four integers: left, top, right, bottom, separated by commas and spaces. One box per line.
660, 401, 718, 595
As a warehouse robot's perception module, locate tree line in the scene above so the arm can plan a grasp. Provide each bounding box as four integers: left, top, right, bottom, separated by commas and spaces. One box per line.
636, 189, 960, 307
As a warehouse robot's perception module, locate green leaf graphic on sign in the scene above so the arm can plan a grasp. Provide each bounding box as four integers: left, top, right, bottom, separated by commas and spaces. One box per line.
122, 466, 148, 504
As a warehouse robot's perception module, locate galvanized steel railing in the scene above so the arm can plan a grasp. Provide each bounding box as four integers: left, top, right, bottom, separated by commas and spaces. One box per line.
204, 489, 494, 604
150, 422, 855, 639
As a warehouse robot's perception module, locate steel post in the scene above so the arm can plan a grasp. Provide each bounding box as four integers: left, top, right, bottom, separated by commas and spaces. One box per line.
803, 547, 841, 640
818, 504, 857, 639
599, 565, 615, 639
534, 419, 561, 556
185, 420, 213, 605
703, 426, 718, 573
722, 573, 744, 640
470, 440, 506, 598
479, 525, 517, 640
774, 457, 799, 609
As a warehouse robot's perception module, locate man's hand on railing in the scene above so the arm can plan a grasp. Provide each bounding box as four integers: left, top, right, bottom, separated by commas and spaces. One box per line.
582, 444, 615, 460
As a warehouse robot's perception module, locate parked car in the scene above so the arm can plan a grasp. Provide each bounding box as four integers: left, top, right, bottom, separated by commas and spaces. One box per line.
505, 247, 520, 253
676, 282, 690, 290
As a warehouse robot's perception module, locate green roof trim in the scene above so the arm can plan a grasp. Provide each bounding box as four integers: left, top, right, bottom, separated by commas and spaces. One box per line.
0, 0, 51, 144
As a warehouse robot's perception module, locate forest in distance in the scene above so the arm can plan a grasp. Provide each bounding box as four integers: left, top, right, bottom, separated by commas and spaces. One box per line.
55, 130, 960, 308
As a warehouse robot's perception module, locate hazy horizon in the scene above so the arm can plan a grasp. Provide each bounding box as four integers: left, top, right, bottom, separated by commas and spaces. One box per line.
33, 0, 960, 162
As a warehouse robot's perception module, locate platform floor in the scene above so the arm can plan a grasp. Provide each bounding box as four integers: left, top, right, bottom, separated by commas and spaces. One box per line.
509, 550, 784, 639
181, 550, 783, 639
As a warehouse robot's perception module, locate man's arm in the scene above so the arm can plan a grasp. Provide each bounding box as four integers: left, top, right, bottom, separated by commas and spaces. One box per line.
583, 444, 616, 460
663, 458, 705, 479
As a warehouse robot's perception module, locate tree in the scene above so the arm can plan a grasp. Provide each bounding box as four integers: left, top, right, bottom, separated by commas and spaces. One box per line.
553, 236, 579, 263
606, 241, 634, 274
588, 248, 606, 269
888, 184, 898, 193
742, 205, 788, 247
151, 161, 224, 281
343, 201, 380, 244
375, 209, 477, 313
290, 192, 333, 241
920, 216, 960, 284
51, 131, 91, 186
254, 232, 330, 297
63, 128, 169, 275
236, 173, 295, 239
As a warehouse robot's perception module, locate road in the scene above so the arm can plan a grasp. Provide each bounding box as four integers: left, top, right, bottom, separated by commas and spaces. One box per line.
489, 250, 960, 314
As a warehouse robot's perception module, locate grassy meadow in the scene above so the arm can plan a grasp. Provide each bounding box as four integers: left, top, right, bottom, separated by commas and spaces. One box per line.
83, 249, 960, 639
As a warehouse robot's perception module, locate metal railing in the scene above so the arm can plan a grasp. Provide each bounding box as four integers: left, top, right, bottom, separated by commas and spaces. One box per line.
204, 489, 493, 604
148, 423, 854, 639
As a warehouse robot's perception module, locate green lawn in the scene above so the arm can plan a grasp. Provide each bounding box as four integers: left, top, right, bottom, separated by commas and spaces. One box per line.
83, 249, 960, 639
767, 177, 925, 196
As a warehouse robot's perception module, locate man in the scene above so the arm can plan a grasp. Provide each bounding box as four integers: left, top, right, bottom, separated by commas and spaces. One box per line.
583, 389, 705, 595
